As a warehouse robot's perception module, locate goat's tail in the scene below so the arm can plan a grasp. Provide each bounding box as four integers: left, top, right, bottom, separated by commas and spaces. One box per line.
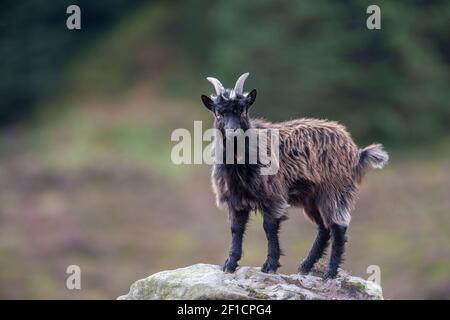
355, 143, 389, 182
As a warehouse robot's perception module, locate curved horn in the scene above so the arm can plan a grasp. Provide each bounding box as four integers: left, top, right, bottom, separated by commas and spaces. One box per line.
206, 77, 225, 96
233, 72, 250, 95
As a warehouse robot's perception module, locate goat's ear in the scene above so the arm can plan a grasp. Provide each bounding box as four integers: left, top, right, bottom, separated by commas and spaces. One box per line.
201, 95, 214, 111
246, 89, 257, 106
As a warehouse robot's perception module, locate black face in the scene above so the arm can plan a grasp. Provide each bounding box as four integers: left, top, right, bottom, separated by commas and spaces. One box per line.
201, 89, 257, 133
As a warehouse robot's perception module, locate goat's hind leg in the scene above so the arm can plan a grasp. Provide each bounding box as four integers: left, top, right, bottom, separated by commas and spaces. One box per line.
324, 223, 347, 279
299, 223, 330, 274
314, 195, 349, 279
223, 209, 250, 273
299, 205, 330, 274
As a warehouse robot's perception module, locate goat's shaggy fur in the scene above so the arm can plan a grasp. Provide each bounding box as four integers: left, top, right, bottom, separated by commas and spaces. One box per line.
213, 118, 388, 227
201, 74, 388, 278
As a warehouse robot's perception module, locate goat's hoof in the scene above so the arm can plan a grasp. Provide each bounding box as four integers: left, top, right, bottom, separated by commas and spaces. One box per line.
323, 269, 338, 280
298, 261, 313, 274
222, 258, 238, 273
261, 259, 280, 273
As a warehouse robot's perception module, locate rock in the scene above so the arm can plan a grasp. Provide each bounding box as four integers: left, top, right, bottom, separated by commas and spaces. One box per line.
118, 263, 383, 300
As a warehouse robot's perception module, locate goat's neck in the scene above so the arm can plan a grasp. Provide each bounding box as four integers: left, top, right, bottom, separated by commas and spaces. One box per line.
213, 125, 256, 168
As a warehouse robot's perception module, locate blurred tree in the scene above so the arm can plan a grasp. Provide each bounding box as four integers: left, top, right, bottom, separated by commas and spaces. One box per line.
176, 0, 450, 146
1, 0, 449, 146
0, 0, 144, 126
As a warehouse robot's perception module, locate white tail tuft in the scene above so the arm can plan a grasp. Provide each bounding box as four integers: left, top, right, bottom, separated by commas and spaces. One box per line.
356, 144, 388, 181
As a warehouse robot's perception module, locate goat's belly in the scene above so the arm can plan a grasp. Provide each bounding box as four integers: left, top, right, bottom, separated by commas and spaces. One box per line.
224, 187, 260, 212
287, 179, 316, 207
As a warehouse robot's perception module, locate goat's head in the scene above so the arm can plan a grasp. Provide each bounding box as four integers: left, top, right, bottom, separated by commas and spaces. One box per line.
201, 72, 257, 133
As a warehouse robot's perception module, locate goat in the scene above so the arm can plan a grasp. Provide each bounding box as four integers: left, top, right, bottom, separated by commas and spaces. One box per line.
200, 73, 388, 278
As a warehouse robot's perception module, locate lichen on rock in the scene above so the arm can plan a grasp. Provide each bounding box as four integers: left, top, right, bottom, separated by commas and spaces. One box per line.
118, 263, 383, 300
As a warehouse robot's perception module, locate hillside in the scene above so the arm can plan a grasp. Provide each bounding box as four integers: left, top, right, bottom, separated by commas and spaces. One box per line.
1, 1, 449, 299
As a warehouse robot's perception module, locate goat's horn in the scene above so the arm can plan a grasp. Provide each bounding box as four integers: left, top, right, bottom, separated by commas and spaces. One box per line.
206, 77, 225, 96
233, 72, 250, 95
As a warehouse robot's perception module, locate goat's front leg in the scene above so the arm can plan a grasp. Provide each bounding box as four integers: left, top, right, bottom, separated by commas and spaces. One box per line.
222, 210, 250, 273
261, 212, 282, 273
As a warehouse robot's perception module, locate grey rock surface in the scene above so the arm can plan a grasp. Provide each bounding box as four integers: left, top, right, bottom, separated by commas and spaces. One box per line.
118, 263, 383, 300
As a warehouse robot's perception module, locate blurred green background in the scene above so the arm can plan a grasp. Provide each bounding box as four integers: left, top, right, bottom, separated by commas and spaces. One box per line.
0, 0, 449, 299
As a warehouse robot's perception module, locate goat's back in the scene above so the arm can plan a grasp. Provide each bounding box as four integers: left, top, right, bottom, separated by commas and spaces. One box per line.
253, 118, 359, 186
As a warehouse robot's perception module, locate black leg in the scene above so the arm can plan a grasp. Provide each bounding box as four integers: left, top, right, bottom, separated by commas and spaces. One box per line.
299, 224, 330, 274
222, 210, 250, 273
261, 213, 282, 273
324, 223, 347, 279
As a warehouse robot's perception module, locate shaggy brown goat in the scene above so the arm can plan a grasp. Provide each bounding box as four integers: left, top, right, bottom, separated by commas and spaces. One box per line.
201, 73, 388, 278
